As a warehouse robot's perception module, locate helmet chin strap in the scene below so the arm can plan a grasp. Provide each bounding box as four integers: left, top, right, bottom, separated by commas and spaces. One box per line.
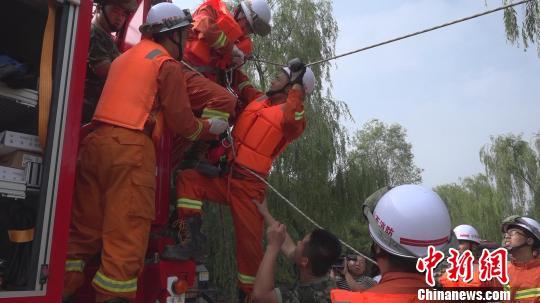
166, 30, 184, 60
266, 85, 288, 97
267, 73, 291, 96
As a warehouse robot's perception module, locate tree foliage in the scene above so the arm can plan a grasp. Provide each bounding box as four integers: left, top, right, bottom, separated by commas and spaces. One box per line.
480, 134, 540, 217
201, 0, 348, 299
436, 174, 506, 243
349, 119, 423, 186
201, 1, 428, 298
436, 133, 540, 244
502, 0, 540, 55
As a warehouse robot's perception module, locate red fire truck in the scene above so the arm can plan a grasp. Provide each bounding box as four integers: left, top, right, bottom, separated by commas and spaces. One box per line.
0, 1, 212, 302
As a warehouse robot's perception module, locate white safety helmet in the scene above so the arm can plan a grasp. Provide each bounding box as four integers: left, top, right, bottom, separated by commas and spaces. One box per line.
453, 224, 481, 244
239, 0, 272, 36
502, 215, 540, 243
139, 2, 193, 35
282, 67, 316, 95
363, 184, 455, 259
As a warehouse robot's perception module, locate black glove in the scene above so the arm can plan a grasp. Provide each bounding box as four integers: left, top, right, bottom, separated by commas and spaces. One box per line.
287, 58, 306, 86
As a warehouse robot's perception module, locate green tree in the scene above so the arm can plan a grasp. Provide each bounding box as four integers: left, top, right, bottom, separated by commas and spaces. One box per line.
480, 134, 539, 217
502, 0, 540, 55
201, 0, 351, 299
435, 133, 539, 244
348, 119, 423, 186
436, 174, 506, 243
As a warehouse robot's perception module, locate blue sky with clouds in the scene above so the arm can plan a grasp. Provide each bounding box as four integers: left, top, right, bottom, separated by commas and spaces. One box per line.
175, 0, 539, 187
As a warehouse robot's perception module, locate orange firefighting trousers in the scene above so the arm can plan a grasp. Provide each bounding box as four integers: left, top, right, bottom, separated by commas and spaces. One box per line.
176, 168, 267, 292
64, 125, 156, 302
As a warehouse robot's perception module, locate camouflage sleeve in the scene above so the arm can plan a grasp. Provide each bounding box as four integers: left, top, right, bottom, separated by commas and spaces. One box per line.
87, 26, 120, 70
275, 286, 300, 303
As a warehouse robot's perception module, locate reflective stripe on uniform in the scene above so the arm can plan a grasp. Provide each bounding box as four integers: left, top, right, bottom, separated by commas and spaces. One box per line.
211, 32, 228, 49
238, 273, 255, 285
145, 49, 163, 59
92, 270, 137, 293
177, 198, 203, 210
202, 108, 230, 120
516, 288, 540, 300
187, 120, 203, 141
294, 111, 304, 120
65, 259, 85, 272
238, 80, 251, 92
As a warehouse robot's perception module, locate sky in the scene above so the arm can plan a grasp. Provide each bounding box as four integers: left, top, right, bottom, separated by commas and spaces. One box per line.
174, 0, 540, 188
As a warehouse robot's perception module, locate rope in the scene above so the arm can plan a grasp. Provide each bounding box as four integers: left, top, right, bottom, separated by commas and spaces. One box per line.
224, 127, 376, 264
238, 165, 377, 265
247, 56, 287, 67
307, 0, 532, 67
246, 0, 532, 69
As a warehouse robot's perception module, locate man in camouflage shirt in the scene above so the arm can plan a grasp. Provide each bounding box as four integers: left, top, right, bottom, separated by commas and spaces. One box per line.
82, 0, 137, 124
252, 199, 341, 303
276, 274, 336, 303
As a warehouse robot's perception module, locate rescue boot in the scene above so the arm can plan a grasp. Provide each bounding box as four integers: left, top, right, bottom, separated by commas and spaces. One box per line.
161, 217, 207, 263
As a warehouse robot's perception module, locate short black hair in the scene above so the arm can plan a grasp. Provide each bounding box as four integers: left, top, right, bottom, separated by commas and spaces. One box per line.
371, 242, 419, 273
304, 229, 341, 276
387, 253, 418, 273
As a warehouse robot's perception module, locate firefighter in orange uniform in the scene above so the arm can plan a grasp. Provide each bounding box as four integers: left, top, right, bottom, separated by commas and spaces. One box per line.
63, 4, 229, 302
502, 216, 540, 303
439, 224, 499, 288
183, 0, 272, 108
162, 59, 315, 299
331, 185, 457, 303
174, 0, 272, 172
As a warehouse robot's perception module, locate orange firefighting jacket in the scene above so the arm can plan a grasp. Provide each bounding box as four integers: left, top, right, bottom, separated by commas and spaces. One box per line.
232, 89, 305, 175
331, 272, 426, 303
94, 39, 171, 132
331, 290, 419, 303
506, 258, 540, 302
184, 0, 252, 69
439, 263, 500, 288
